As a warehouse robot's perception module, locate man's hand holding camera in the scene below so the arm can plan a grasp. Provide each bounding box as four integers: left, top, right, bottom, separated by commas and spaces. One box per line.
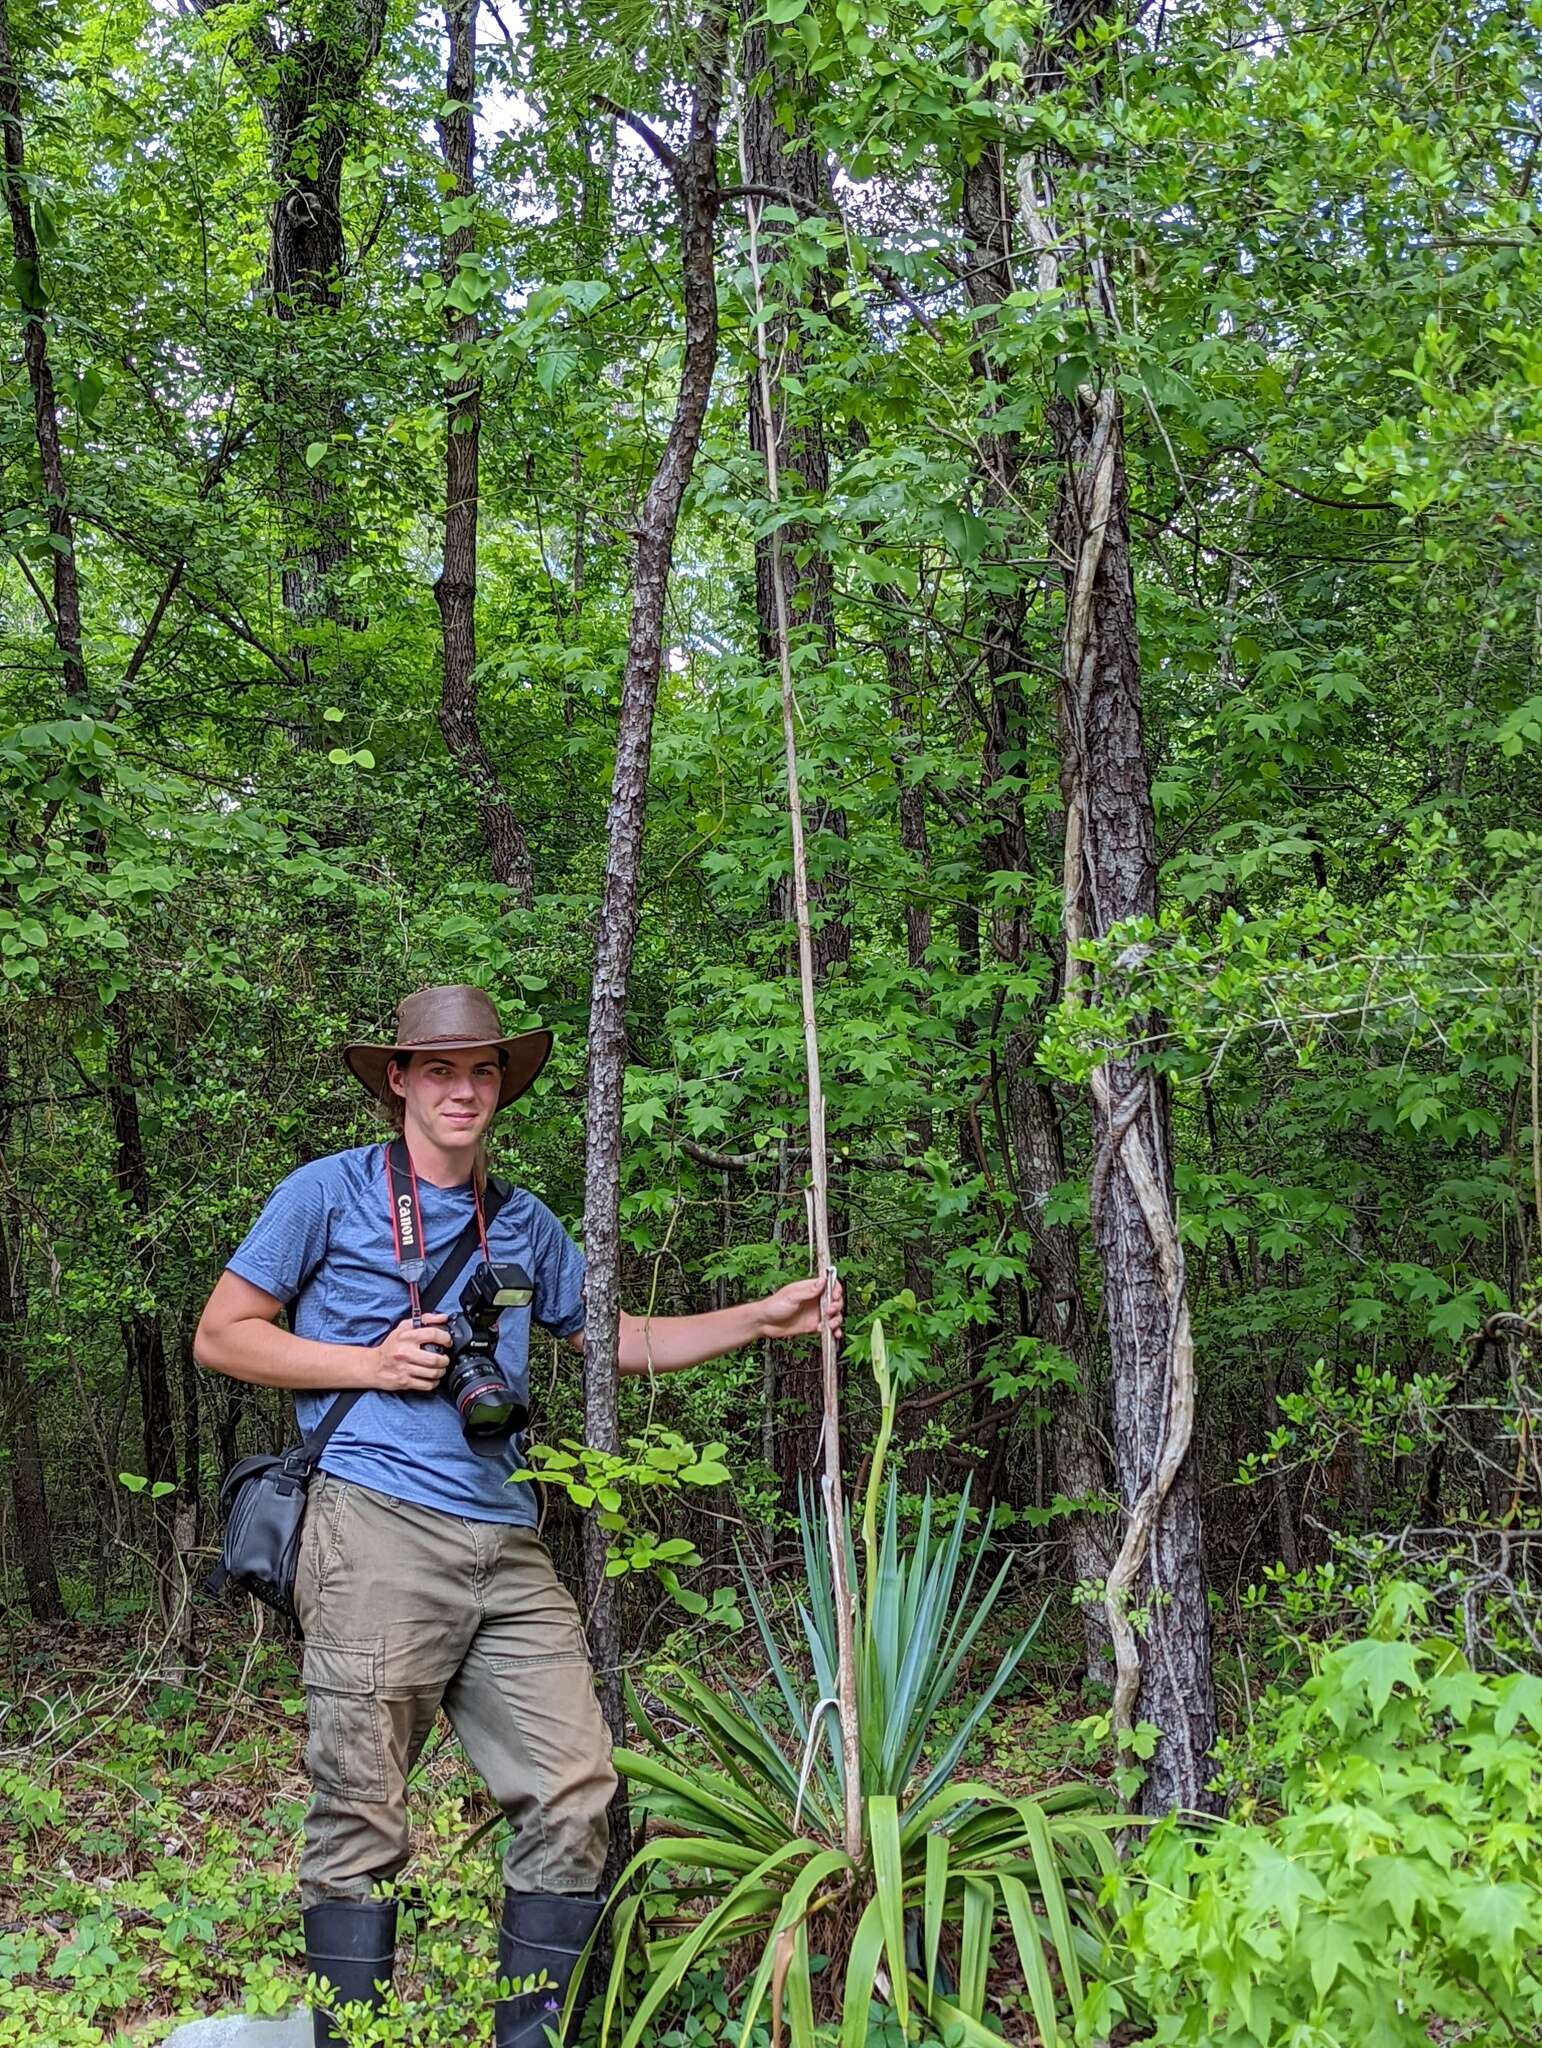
374, 1312, 452, 1392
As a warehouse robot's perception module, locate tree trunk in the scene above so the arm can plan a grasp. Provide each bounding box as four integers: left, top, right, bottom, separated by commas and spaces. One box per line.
0, 1053, 64, 1623
433, 0, 536, 906
107, 1024, 178, 1593
1032, 58, 1218, 1797
958, 76, 1113, 1680
179, 1329, 203, 1546
0, 0, 86, 699
885, 614, 936, 1306
579, 0, 728, 1862
191, 0, 386, 633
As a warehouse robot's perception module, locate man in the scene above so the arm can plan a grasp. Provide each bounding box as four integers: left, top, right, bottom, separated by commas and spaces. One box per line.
195, 984, 842, 2047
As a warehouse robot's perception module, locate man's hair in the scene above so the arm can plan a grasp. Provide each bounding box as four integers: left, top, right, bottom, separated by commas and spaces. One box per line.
383, 1049, 506, 1190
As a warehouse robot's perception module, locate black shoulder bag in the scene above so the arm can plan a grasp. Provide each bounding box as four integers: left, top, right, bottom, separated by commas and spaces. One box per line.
208, 1144, 511, 1627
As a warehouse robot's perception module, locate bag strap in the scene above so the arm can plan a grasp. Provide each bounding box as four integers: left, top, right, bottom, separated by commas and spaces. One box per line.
294, 1166, 515, 1462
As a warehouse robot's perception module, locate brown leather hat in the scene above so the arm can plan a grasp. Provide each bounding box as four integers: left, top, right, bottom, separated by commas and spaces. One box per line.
344, 985, 552, 1111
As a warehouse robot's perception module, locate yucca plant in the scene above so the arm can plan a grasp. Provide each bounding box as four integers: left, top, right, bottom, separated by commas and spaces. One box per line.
592, 1325, 1124, 2048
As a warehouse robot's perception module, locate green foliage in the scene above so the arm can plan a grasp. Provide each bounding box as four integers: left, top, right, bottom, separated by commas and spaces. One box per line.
514, 1430, 742, 1621
3, 0, 1542, 2031
1106, 1584, 1542, 2046
597, 1327, 1122, 2048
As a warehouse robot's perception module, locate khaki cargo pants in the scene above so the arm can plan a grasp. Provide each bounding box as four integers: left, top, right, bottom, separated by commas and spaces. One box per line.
293, 1472, 616, 1906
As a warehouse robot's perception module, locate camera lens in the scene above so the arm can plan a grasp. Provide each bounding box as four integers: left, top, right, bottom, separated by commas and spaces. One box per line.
456, 1375, 523, 1436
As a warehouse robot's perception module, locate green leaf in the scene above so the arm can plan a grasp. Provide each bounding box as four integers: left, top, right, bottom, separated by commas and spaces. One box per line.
868, 1795, 910, 2036
1453, 1881, 1535, 1979
1331, 1635, 1424, 1717
304, 441, 327, 468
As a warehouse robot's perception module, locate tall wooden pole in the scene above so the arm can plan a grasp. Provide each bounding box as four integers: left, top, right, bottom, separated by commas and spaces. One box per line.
738, 132, 861, 1863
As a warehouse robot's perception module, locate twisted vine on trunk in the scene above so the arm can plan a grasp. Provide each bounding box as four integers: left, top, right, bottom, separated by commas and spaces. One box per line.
1027, 7, 1218, 1814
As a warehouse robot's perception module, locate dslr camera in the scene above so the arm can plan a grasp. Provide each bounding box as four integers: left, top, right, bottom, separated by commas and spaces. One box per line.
442, 1262, 533, 1440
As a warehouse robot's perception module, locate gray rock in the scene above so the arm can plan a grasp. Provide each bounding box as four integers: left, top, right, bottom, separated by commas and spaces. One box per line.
158, 2014, 312, 2047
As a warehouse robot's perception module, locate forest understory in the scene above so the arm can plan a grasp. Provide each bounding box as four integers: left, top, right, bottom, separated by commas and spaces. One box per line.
3, 0, 1542, 2037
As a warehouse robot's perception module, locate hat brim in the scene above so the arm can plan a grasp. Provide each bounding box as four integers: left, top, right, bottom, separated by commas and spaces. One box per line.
343, 1028, 553, 1111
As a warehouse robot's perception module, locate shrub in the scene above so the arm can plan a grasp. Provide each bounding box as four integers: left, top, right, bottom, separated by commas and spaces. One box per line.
1104, 1583, 1542, 2046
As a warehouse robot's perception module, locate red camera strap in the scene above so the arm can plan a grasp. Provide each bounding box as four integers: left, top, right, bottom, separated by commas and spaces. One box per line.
383, 1140, 490, 1324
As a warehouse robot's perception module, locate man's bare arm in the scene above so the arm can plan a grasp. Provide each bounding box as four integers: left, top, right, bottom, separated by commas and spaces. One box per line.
563, 1275, 844, 1375
194, 1270, 452, 1394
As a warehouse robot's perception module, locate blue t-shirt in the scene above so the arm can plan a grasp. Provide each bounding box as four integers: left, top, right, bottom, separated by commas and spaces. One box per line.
226, 1144, 586, 1524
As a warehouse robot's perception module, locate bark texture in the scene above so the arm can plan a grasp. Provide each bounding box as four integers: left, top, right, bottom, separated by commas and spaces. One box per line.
959, 83, 1113, 1676
0, 0, 86, 699
0, 1049, 65, 1622
433, 0, 536, 906
1029, 41, 1218, 1797
191, 0, 386, 626
579, 1, 729, 1766
108, 1023, 179, 1585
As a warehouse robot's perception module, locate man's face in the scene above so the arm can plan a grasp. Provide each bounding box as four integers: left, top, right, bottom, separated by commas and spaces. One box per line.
388, 1045, 502, 1150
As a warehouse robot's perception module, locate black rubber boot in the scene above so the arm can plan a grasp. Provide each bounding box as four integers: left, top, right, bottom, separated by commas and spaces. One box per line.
303, 1898, 398, 2048
494, 1889, 606, 2048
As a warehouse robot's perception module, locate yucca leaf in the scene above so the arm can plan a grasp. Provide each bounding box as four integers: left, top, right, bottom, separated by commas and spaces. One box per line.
839, 1894, 888, 2048
1016, 1798, 1084, 2006
957, 1874, 992, 2017
899, 1777, 1006, 1848
787, 1918, 816, 2048
609, 1833, 771, 1881
867, 1793, 911, 2036
595, 1888, 643, 2045
998, 1871, 1063, 2047
1036, 1781, 1111, 1814
797, 1480, 838, 1656
731, 1844, 854, 2048
644, 1684, 787, 1817
906, 1556, 1015, 1736
737, 1548, 818, 1745
910, 1631, 1034, 1809
923, 1828, 950, 1994
612, 1747, 783, 1852
726, 1675, 842, 1833
623, 1674, 668, 1752
912, 1975, 1007, 2046
659, 1667, 802, 1822
618, 1853, 803, 2048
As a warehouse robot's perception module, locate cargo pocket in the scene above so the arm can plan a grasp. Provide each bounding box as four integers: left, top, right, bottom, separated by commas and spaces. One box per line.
302, 1640, 387, 1804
